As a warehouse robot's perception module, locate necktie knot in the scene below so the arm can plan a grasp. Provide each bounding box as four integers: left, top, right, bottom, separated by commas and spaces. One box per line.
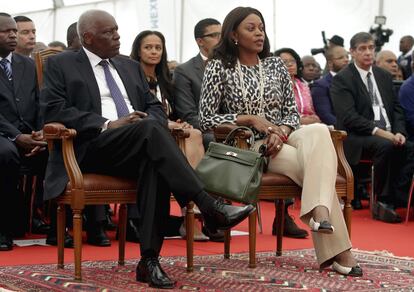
99, 60, 109, 68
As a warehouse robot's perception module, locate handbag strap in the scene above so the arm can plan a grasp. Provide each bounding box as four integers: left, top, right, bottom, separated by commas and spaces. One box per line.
224, 126, 255, 148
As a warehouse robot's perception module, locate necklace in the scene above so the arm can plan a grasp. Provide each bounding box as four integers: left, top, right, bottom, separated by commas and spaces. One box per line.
236, 57, 265, 116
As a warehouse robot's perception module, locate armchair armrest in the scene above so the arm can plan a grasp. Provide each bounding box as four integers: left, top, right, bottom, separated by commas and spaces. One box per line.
43, 123, 84, 204
329, 129, 354, 199
214, 124, 252, 142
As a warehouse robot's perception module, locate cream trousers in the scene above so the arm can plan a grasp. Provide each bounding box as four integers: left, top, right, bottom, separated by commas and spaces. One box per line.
256, 123, 352, 266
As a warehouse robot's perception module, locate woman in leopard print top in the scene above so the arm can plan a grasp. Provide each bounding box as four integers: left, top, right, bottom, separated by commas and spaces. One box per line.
199, 6, 362, 277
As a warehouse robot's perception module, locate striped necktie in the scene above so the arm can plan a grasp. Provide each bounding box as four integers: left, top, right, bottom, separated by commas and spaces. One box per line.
99, 60, 130, 118
0, 58, 12, 81
366, 72, 386, 129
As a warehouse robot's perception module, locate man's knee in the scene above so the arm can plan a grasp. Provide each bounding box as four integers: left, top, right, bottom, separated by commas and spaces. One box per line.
0, 139, 20, 168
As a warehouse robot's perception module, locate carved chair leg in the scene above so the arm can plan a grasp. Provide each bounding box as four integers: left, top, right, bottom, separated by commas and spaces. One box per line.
224, 229, 231, 259
343, 199, 352, 238
73, 209, 83, 281
276, 199, 285, 256
118, 204, 127, 265
186, 201, 194, 272
57, 203, 65, 269
256, 201, 263, 234
248, 210, 257, 268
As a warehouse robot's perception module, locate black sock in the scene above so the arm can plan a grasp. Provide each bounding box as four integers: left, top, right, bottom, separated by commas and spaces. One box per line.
193, 190, 217, 215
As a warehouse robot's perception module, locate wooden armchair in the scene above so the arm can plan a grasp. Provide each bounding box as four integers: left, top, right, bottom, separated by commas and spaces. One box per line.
212, 124, 354, 268
43, 123, 195, 280
34, 48, 63, 88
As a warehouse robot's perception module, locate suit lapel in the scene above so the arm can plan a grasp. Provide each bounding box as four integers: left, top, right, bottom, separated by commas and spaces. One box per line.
350, 63, 371, 102
194, 54, 205, 82
11, 54, 24, 96
76, 49, 102, 114
111, 57, 140, 110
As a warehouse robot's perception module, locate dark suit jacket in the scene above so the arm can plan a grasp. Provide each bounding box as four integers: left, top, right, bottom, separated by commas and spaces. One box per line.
173, 54, 205, 129
311, 73, 336, 126
0, 53, 40, 138
41, 49, 167, 200
331, 63, 406, 164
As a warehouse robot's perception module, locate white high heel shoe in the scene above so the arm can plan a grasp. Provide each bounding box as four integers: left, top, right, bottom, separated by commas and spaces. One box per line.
309, 217, 334, 234
332, 261, 363, 277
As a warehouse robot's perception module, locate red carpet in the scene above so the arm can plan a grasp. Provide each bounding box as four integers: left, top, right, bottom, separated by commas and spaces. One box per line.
1, 249, 414, 291
1, 200, 414, 267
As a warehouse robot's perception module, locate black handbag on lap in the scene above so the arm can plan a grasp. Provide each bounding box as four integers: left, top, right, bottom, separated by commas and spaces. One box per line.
195, 126, 266, 204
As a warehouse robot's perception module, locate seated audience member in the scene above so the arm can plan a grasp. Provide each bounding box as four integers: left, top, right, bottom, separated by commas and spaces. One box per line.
32, 41, 47, 54
66, 22, 81, 50
48, 40, 66, 51
375, 50, 399, 79
331, 32, 414, 223
322, 35, 345, 74
0, 13, 48, 250
311, 46, 349, 126
128, 30, 209, 242
275, 48, 321, 125
200, 6, 363, 277
399, 50, 414, 141
301, 55, 320, 85
13, 15, 36, 57
173, 18, 221, 149
40, 10, 253, 289
398, 35, 414, 79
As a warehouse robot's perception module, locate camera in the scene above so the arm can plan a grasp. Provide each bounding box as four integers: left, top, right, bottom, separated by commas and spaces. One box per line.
311, 31, 328, 56
369, 16, 393, 52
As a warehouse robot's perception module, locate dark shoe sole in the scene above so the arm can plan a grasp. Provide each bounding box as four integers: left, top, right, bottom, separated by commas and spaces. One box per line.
136, 274, 175, 289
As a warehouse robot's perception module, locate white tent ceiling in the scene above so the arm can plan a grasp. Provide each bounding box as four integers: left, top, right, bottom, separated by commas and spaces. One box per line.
3, 0, 413, 66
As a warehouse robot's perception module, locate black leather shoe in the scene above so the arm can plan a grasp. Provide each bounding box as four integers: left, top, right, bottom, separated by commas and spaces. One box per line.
31, 218, 51, 234
372, 201, 402, 223
116, 219, 140, 243
46, 231, 74, 248
202, 225, 225, 242
272, 214, 309, 238
136, 257, 175, 289
0, 233, 13, 251
87, 224, 111, 246
203, 200, 255, 231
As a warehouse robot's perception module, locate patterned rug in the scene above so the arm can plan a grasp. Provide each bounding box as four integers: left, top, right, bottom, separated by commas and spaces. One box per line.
1, 249, 414, 291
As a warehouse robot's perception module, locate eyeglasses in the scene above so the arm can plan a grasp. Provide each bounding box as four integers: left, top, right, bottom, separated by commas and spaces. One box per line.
282, 59, 296, 66
201, 32, 221, 39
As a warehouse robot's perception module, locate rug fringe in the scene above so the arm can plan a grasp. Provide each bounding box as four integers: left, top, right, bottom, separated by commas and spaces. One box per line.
352, 248, 414, 260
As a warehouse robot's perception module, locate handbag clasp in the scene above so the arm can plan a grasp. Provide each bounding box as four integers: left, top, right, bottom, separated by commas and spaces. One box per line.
225, 151, 238, 157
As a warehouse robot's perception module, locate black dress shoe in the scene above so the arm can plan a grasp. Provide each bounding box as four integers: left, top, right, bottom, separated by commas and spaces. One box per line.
272, 214, 309, 238
104, 214, 117, 231
203, 200, 255, 231
31, 218, 51, 234
372, 201, 402, 223
46, 231, 74, 248
136, 257, 175, 289
87, 224, 111, 246
0, 233, 13, 251
116, 219, 140, 243
202, 225, 225, 242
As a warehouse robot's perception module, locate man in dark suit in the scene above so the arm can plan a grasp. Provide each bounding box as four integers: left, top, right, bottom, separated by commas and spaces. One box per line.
0, 13, 47, 250
311, 46, 349, 126
398, 35, 413, 79
173, 18, 221, 148
41, 10, 253, 289
331, 32, 414, 223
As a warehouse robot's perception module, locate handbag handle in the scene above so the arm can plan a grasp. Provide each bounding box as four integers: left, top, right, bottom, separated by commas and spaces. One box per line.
224, 126, 255, 149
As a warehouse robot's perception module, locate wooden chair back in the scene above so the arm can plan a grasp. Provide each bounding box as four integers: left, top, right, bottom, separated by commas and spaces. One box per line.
34, 48, 63, 88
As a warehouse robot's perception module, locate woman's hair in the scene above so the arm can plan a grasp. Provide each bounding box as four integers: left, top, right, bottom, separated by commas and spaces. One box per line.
274, 47, 303, 78
130, 30, 173, 100
212, 6, 271, 68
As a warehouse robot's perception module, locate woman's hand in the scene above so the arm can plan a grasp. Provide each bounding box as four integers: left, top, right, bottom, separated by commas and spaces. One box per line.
264, 133, 284, 158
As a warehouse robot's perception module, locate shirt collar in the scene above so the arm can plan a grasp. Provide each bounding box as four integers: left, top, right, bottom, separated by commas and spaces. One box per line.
199, 52, 208, 61
0, 52, 13, 63
354, 62, 373, 80
83, 46, 111, 68
403, 48, 413, 58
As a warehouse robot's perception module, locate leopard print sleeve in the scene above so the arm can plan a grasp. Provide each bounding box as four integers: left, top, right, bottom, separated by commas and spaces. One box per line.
199, 59, 238, 132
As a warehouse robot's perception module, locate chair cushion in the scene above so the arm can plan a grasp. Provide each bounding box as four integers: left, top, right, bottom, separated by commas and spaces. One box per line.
261, 172, 346, 186
67, 174, 137, 192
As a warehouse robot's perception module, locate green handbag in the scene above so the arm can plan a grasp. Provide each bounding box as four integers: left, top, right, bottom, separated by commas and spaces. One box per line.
195, 126, 266, 204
